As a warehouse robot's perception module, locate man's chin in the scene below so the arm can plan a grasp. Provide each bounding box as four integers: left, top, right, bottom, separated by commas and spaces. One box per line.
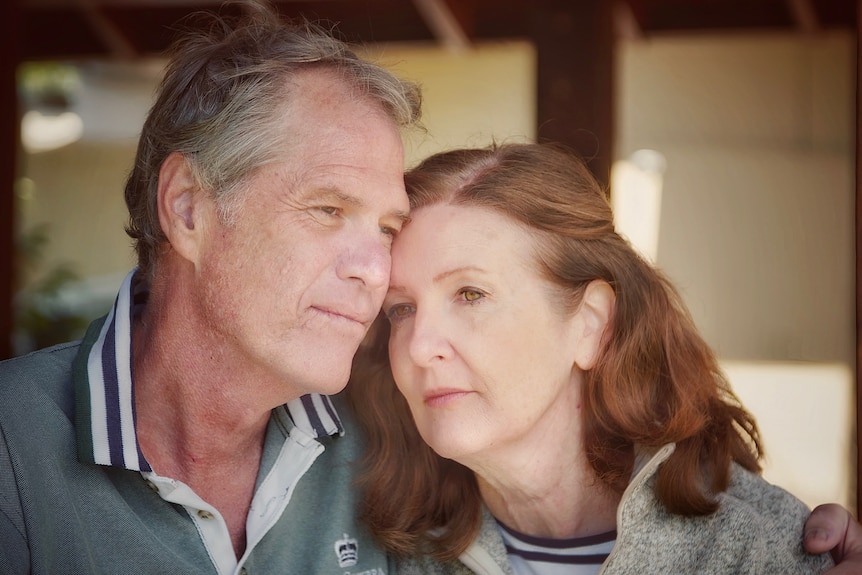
299, 364, 352, 397
278, 340, 361, 396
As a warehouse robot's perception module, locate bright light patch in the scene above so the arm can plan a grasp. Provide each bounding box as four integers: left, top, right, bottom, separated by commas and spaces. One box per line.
21, 109, 84, 153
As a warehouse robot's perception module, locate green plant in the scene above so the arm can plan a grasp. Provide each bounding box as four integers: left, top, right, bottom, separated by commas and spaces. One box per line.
15, 222, 90, 353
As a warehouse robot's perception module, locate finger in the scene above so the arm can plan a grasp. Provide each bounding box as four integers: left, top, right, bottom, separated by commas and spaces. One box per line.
816, 557, 862, 575
803, 504, 852, 557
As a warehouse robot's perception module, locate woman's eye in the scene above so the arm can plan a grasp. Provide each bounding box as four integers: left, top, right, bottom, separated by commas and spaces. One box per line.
459, 289, 484, 302
385, 304, 414, 321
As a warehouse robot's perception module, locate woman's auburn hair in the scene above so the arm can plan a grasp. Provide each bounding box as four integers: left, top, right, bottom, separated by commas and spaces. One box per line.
345, 142, 762, 561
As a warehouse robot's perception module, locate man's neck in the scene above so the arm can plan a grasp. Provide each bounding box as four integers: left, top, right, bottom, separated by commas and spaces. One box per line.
130, 279, 276, 559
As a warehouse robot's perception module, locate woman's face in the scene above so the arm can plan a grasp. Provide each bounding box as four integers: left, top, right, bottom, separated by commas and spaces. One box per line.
383, 203, 587, 465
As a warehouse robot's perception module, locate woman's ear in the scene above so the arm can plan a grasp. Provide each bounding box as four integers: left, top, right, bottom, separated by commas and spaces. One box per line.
571, 279, 615, 370
157, 151, 209, 265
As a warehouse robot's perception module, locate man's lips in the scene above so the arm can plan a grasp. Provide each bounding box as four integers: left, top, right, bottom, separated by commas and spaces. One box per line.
312, 306, 373, 327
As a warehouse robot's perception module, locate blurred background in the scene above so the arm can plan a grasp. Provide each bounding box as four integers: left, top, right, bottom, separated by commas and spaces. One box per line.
1, 0, 858, 516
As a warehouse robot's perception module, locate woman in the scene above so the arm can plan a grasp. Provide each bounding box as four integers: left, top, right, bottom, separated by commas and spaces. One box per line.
347, 143, 834, 574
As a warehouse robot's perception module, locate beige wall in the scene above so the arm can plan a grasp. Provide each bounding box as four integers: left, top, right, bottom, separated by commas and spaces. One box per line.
365, 41, 536, 165
20, 142, 137, 280
724, 360, 855, 512
618, 32, 855, 366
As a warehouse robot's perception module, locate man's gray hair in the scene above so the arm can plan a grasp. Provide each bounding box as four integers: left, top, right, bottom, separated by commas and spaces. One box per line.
124, 2, 422, 278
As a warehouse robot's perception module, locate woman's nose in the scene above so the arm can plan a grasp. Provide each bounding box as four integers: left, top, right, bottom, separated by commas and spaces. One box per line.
404, 308, 451, 368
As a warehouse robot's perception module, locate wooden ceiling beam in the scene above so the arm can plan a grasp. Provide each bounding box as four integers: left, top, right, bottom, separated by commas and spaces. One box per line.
614, 0, 644, 41
411, 0, 470, 51
786, 0, 819, 32
533, 0, 615, 188
76, 0, 138, 59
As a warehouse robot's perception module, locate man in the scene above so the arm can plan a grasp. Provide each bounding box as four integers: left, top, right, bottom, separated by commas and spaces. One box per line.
0, 4, 859, 575
0, 6, 419, 574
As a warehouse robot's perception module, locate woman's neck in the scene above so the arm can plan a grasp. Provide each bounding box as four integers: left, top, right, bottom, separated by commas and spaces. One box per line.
476, 456, 619, 539
462, 387, 620, 539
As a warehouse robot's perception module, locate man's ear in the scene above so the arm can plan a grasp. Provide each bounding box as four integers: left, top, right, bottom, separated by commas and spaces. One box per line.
157, 151, 208, 265
571, 279, 615, 371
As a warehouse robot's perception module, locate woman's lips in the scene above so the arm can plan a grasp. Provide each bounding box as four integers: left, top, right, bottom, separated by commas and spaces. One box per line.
423, 389, 471, 407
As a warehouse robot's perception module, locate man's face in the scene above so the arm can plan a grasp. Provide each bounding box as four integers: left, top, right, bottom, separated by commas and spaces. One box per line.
193, 70, 409, 401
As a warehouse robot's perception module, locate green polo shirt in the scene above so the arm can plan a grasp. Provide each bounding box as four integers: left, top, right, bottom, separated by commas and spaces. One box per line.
0, 269, 391, 575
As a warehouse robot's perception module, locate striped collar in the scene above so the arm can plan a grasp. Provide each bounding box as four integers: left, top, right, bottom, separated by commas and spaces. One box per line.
74, 268, 344, 471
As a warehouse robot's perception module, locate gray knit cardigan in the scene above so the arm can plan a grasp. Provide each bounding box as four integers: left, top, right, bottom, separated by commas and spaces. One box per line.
396, 444, 834, 575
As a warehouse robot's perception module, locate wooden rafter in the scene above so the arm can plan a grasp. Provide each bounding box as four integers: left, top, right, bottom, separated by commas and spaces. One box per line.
77, 0, 137, 59
786, 0, 819, 32
614, 0, 643, 41
411, 0, 470, 51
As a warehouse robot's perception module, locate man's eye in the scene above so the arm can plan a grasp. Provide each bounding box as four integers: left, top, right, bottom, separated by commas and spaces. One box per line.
318, 206, 339, 216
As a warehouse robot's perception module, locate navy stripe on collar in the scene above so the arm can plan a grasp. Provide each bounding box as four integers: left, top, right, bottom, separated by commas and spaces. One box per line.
79, 268, 344, 471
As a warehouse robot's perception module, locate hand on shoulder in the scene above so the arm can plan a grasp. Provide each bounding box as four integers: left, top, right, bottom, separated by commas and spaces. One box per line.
804, 503, 862, 574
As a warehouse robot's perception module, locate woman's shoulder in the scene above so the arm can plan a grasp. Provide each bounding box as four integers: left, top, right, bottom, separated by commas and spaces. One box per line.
708, 463, 834, 573
608, 460, 833, 574
723, 463, 809, 516
393, 508, 514, 575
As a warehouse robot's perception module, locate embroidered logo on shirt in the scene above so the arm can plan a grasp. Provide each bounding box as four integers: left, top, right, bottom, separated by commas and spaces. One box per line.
334, 533, 358, 567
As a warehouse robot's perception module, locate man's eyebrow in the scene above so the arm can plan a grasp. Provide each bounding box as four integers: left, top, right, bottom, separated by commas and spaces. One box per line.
313, 187, 363, 206
313, 187, 410, 222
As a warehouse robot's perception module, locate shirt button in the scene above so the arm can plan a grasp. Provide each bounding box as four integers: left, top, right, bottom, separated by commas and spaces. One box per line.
197, 510, 214, 520
145, 481, 159, 493
239, 568, 248, 575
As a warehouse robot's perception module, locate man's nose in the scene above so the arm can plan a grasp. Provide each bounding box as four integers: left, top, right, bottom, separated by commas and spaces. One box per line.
338, 230, 391, 291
